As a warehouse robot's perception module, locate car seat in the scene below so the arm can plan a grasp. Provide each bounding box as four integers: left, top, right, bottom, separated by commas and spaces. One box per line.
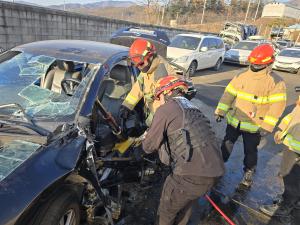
41, 60, 82, 93
98, 64, 132, 120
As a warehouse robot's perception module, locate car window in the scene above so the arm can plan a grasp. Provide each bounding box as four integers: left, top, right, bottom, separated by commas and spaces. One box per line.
233, 42, 258, 50
0, 51, 100, 120
217, 39, 224, 49
200, 38, 209, 50
169, 36, 201, 50
208, 38, 218, 50
279, 49, 300, 58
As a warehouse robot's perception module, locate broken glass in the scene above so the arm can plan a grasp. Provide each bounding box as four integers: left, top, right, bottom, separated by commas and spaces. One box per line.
0, 140, 40, 181
18, 55, 55, 77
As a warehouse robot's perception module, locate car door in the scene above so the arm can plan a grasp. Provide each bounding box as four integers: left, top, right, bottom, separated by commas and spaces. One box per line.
207, 38, 219, 67
197, 38, 211, 70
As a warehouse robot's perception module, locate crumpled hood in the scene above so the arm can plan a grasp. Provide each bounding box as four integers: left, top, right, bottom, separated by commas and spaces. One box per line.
167, 47, 194, 59
0, 139, 41, 182
276, 56, 300, 64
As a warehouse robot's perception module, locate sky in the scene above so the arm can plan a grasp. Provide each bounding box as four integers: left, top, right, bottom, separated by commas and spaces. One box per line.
13, 0, 136, 6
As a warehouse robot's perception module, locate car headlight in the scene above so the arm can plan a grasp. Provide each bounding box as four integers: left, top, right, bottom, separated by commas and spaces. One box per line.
174, 56, 189, 63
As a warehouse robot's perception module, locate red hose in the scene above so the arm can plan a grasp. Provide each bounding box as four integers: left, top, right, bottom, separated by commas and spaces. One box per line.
205, 194, 236, 225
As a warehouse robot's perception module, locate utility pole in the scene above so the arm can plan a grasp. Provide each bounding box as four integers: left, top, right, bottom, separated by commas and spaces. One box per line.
160, 5, 165, 26
254, 0, 261, 21
244, 0, 251, 23
201, 0, 207, 24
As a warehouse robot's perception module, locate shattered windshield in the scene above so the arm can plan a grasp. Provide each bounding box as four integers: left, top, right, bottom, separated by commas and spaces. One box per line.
279, 49, 300, 58
0, 139, 41, 181
169, 36, 201, 50
234, 42, 258, 51
0, 51, 99, 120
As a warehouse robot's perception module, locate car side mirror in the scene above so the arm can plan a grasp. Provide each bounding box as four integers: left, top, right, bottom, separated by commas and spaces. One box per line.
295, 87, 300, 92
200, 46, 208, 52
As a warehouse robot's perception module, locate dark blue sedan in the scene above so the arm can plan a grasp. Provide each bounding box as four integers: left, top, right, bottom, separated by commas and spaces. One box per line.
0, 40, 152, 225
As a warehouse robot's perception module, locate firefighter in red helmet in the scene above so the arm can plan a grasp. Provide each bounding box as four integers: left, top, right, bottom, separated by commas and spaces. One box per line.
119, 38, 176, 127
142, 75, 225, 225
215, 44, 287, 188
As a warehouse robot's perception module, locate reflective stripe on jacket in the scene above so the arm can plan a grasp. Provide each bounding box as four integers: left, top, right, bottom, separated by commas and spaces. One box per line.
278, 98, 300, 154
122, 55, 176, 114
215, 67, 286, 133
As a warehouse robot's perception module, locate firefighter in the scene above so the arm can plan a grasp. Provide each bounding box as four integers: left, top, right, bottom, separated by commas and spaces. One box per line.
142, 76, 225, 225
119, 38, 176, 126
215, 44, 287, 188
259, 96, 300, 220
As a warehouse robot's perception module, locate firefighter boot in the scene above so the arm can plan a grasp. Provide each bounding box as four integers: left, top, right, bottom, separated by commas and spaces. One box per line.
239, 169, 255, 188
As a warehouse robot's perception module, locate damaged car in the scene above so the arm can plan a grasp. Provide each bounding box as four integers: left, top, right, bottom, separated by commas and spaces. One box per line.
0, 40, 162, 225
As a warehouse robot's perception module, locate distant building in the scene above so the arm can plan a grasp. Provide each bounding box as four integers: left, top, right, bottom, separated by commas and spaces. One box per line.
261, 2, 300, 19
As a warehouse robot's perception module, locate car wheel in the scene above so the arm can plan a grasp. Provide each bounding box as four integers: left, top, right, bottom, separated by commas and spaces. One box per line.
188, 61, 197, 77
213, 58, 222, 71
29, 190, 81, 225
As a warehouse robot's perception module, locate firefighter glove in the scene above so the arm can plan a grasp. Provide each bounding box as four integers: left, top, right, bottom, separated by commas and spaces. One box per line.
215, 114, 224, 123
274, 130, 283, 144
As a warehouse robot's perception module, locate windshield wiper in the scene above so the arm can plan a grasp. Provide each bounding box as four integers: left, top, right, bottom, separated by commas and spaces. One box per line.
0, 103, 49, 136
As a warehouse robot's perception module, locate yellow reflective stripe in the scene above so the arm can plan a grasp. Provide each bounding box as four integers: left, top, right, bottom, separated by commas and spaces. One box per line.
282, 115, 292, 125
217, 103, 230, 112
263, 116, 278, 126
236, 91, 268, 104
124, 94, 138, 106
262, 56, 272, 63
240, 122, 260, 133
225, 84, 237, 96
226, 114, 239, 127
142, 41, 151, 56
268, 93, 286, 103
226, 114, 260, 132
283, 134, 300, 152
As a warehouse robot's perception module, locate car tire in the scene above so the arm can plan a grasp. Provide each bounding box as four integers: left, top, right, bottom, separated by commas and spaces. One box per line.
213, 58, 222, 71
29, 190, 81, 225
188, 61, 197, 77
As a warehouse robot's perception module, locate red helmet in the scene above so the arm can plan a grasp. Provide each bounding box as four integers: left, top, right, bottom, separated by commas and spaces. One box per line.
248, 44, 275, 65
154, 76, 188, 99
129, 38, 156, 66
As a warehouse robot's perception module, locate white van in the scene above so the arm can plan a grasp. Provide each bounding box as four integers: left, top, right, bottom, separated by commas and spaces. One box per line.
167, 34, 225, 76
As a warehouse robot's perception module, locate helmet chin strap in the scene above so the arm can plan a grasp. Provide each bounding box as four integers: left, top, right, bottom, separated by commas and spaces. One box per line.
140, 55, 154, 73
250, 64, 267, 72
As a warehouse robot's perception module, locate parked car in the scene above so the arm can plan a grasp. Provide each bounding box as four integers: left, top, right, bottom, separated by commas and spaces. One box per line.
110, 27, 170, 57
0, 40, 163, 225
167, 34, 225, 76
276, 40, 294, 50
224, 40, 261, 65
273, 47, 300, 74
270, 27, 284, 38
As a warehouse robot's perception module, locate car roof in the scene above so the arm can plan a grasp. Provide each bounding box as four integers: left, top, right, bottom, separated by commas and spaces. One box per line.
177, 33, 220, 39
282, 47, 300, 51
12, 40, 129, 64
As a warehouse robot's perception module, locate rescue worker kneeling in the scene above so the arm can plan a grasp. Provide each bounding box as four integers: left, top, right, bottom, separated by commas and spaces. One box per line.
141, 76, 225, 225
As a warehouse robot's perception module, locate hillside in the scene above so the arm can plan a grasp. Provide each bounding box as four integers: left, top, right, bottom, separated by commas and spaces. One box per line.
49, 1, 136, 10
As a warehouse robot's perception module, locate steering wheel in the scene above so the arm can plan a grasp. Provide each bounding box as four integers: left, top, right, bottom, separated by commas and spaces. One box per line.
61, 78, 81, 96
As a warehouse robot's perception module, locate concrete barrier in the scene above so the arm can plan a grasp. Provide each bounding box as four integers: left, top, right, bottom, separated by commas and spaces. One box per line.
0, 1, 201, 50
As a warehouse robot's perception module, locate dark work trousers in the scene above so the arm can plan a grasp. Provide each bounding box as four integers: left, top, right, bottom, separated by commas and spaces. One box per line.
221, 124, 261, 171
158, 174, 217, 225
280, 148, 300, 207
